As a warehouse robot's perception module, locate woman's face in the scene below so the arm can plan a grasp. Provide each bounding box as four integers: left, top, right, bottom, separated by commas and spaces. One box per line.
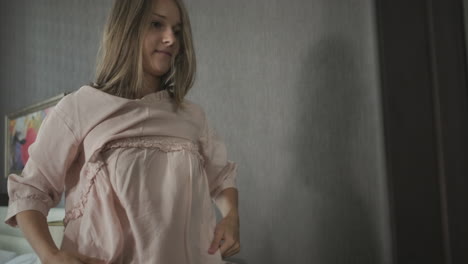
142, 0, 182, 79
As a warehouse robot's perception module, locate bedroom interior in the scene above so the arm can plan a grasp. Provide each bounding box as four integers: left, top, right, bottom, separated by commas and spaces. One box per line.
1, 0, 468, 263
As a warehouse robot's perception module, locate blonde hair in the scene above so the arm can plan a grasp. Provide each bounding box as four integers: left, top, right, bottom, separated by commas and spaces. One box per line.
91, 0, 196, 110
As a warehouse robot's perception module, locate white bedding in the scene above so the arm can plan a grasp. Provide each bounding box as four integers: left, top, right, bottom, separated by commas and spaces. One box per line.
0, 249, 18, 263
0, 250, 39, 264
0, 207, 65, 264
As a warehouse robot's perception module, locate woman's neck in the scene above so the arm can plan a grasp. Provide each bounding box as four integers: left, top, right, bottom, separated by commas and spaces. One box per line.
142, 74, 162, 96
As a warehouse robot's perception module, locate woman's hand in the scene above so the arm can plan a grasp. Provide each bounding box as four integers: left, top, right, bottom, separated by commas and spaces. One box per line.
208, 211, 241, 258
43, 250, 107, 264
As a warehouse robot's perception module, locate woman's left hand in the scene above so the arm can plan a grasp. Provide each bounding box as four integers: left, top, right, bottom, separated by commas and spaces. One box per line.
208, 212, 241, 258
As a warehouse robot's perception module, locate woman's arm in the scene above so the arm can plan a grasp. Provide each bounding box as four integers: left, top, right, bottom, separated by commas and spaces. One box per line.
16, 210, 58, 261
16, 210, 107, 264
5, 106, 78, 228
209, 187, 241, 258
214, 187, 239, 218
199, 111, 240, 257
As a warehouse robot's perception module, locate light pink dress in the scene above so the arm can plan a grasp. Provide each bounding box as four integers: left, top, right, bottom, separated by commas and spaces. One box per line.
4, 86, 238, 264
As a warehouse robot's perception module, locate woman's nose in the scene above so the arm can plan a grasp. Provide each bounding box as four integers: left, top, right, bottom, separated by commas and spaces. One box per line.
163, 30, 176, 46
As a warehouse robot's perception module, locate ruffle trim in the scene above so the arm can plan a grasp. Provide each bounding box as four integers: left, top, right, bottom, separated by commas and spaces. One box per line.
9, 193, 50, 204
63, 136, 204, 227
63, 160, 105, 227
209, 161, 238, 198
101, 136, 205, 163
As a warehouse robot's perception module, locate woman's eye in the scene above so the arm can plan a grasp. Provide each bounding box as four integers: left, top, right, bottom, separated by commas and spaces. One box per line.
151, 21, 162, 28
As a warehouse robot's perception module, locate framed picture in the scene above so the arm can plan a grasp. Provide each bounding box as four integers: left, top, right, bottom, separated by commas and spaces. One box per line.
3, 93, 67, 187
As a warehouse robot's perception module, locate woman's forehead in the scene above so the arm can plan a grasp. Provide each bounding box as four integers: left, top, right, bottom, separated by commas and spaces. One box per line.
151, 0, 181, 23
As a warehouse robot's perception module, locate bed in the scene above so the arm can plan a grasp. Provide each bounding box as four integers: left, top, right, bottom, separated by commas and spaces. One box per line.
0, 206, 64, 264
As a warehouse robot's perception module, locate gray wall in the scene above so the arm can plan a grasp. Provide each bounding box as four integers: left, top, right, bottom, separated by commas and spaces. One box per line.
0, 1, 392, 263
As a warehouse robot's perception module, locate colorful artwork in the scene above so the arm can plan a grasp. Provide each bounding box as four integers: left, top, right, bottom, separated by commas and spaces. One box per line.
8, 107, 53, 173
4, 93, 67, 178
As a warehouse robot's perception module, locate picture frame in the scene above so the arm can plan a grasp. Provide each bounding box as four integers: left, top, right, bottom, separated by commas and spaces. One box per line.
3, 93, 68, 183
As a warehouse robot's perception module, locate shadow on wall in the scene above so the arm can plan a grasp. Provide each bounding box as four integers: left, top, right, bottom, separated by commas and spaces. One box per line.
226, 35, 383, 264
286, 35, 380, 263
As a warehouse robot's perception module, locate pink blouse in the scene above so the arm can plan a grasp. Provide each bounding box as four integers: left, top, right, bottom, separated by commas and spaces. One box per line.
4, 85, 238, 264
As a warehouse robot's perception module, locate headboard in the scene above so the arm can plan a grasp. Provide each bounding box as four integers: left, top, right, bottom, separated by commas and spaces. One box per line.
0, 206, 65, 255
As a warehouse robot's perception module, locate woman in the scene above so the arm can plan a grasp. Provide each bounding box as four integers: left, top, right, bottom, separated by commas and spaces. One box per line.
4, 0, 240, 263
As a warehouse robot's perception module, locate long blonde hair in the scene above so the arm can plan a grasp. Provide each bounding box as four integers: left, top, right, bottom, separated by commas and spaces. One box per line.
91, 0, 196, 110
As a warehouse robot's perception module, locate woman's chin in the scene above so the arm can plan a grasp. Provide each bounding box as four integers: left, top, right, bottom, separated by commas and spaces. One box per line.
145, 69, 170, 78
151, 66, 171, 76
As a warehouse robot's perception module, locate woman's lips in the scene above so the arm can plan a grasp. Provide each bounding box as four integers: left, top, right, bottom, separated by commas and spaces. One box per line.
156, 50, 171, 57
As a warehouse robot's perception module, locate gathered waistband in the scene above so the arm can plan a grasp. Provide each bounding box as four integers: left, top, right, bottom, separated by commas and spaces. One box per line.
101, 136, 202, 157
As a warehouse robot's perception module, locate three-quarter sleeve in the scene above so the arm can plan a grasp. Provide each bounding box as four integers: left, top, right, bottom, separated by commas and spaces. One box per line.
199, 113, 238, 201
4, 106, 80, 227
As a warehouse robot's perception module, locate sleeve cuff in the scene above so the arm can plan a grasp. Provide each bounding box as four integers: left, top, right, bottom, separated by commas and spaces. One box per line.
4, 198, 50, 228
211, 161, 238, 200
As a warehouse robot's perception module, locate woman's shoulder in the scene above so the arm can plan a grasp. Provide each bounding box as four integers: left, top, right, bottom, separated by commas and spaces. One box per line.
56, 85, 96, 108
69, 85, 124, 103
180, 98, 208, 122
56, 85, 129, 112
52, 85, 132, 134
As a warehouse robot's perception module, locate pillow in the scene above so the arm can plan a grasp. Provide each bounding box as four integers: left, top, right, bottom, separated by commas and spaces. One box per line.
5, 253, 40, 264
0, 249, 17, 263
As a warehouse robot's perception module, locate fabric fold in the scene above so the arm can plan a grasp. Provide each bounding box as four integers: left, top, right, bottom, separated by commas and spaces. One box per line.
3, 85, 238, 263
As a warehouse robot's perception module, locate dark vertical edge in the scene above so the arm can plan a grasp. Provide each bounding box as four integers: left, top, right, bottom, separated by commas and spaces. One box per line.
373, 1, 398, 262
0, 194, 8, 206
425, 1, 453, 263
428, 0, 468, 262
374, 0, 446, 263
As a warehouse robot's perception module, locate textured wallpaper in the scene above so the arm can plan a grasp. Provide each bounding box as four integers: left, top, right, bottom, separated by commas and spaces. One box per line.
0, 1, 391, 263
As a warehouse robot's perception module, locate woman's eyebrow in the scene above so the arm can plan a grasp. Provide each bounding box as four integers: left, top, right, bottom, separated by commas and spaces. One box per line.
152, 12, 181, 26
